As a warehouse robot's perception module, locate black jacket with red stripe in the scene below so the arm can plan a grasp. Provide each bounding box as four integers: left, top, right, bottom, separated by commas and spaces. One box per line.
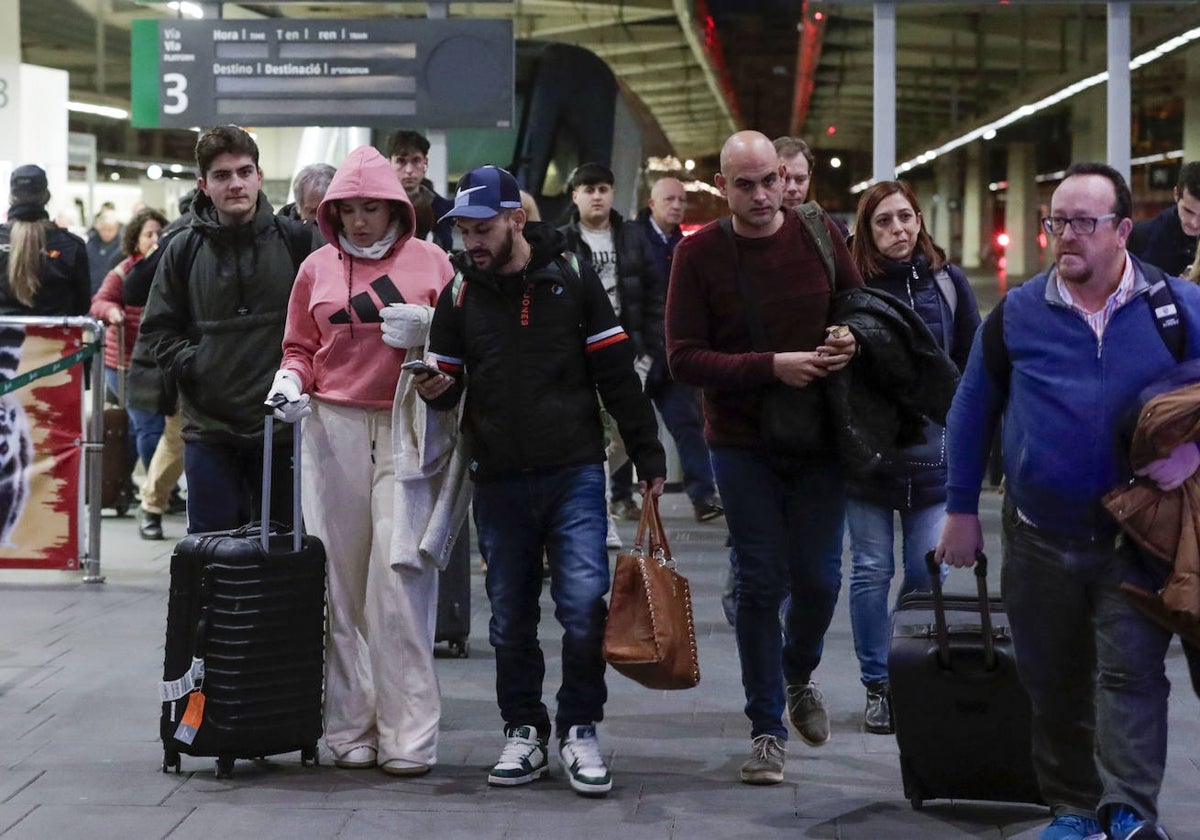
425, 221, 665, 483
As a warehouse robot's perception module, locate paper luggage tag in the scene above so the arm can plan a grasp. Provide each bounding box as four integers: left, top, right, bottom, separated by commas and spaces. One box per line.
173, 690, 206, 745
159, 657, 205, 702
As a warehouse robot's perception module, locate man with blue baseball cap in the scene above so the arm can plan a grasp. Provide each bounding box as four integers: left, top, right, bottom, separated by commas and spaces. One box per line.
417, 165, 667, 796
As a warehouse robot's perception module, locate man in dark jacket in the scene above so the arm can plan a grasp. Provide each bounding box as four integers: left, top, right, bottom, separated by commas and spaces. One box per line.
138, 125, 315, 534
387, 129, 453, 250
558, 163, 667, 524
633, 176, 722, 522
415, 165, 665, 798
1127, 160, 1200, 276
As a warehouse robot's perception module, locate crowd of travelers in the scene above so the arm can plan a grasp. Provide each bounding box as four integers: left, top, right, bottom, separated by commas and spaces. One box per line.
3, 121, 1198, 840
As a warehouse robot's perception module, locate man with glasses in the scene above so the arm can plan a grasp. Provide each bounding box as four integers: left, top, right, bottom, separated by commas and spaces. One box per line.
937, 162, 1200, 840
387, 129, 453, 250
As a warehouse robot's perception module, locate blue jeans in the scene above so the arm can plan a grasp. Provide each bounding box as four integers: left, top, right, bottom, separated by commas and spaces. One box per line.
612, 380, 715, 506
473, 463, 610, 740
184, 438, 296, 534
846, 498, 944, 686
1001, 502, 1179, 822
106, 366, 165, 468
711, 446, 845, 739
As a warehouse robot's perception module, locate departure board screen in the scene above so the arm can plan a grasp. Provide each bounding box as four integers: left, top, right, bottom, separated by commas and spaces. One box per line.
130, 18, 514, 129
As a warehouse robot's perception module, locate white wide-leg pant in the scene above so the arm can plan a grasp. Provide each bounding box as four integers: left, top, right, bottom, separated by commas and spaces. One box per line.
303, 400, 441, 766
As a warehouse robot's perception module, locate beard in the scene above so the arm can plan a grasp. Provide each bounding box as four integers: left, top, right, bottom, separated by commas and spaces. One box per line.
471, 227, 516, 272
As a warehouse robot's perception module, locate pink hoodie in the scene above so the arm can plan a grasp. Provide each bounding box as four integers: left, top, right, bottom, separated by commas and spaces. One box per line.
281, 145, 454, 409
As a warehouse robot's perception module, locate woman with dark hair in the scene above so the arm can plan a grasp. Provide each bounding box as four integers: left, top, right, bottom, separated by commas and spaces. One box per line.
90, 206, 170, 537
845, 180, 981, 735
0, 165, 89, 316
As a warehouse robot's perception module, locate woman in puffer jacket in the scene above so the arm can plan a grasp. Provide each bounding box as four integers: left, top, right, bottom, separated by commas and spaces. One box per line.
266, 145, 454, 776
845, 180, 980, 735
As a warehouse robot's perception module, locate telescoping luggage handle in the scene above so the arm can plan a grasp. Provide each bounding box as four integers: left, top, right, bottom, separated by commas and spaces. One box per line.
923, 550, 996, 672
262, 396, 303, 553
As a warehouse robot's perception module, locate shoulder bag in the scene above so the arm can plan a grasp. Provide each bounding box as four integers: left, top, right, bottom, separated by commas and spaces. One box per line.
602, 492, 701, 690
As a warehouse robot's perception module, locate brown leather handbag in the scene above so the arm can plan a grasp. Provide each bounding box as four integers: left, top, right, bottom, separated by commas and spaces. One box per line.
602, 492, 701, 690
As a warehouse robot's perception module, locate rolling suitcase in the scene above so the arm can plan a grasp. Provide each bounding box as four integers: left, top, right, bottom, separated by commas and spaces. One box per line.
159, 404, 326, 778
100, 329, 132, 515
435, 522, 471, 658
888, 551, 1043, 810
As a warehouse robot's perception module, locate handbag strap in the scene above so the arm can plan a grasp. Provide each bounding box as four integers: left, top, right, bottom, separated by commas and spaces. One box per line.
635, 490, 674, 567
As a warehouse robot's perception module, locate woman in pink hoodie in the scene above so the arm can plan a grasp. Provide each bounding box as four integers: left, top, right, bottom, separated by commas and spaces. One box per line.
267, 145, 454, 776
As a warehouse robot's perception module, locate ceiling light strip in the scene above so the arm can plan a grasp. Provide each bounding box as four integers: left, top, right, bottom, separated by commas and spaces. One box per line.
850, 24, 1200, 193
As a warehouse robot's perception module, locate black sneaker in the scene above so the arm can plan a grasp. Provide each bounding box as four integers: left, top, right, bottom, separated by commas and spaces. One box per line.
610, 498, 640, 521
138, 509, 164, 541
167, 488, 187, 515
694, 499, 724, 522
488, 725, 548, 786
863, 682, 893, 734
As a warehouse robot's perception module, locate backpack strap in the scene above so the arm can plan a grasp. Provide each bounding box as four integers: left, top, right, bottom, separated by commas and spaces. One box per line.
795, 201, 836, 293
933, 267, 958, 321
1143, 274, 1186, 363
979, 271, 1188, 403
980, 296, 1010, 399
274, 216, 312, 273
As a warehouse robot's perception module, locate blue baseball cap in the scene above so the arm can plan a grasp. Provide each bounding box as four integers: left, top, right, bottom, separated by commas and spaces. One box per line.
438, 165, 523, 223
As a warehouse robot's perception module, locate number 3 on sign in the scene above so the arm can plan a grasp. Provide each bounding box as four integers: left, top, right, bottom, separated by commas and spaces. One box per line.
163, 73, 188, 115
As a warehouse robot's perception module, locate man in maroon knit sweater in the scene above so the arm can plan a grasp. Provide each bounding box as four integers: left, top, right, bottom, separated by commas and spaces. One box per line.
665, 130, 861, 785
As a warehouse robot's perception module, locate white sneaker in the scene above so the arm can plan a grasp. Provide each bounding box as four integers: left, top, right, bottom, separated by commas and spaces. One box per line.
558, 724, 612, 795
487, 725, 549, 786
333, 744, 377, 769
606, 516, 622, 550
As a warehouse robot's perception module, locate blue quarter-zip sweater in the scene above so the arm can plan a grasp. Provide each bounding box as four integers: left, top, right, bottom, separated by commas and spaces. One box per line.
946, 255, 1200, 540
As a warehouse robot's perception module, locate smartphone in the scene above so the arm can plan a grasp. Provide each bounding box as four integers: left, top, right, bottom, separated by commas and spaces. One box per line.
400, 359, 440, 376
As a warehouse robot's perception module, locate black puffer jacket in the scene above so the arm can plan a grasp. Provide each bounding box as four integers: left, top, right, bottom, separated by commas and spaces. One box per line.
842, 258, 979, 508
559, 209, 664, 361
826, 287, 961, 507
138, 193, 314, 443
426, 221, 665, 483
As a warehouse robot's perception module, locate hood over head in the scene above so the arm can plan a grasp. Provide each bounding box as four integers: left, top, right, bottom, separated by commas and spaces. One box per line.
316, 145, 415, 250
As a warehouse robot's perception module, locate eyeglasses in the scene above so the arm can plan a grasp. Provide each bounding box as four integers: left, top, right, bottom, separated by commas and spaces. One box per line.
1040, 213, 1118, 236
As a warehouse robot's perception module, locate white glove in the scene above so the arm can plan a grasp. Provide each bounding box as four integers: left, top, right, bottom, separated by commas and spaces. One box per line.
381, 303, 433, 349
265, 369, 311, 423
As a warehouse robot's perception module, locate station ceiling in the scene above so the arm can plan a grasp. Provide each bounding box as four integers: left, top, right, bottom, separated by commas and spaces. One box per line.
18, 1, 1200, 181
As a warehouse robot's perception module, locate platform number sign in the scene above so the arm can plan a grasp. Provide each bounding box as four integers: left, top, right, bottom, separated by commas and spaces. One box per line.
130, 18, 514, 129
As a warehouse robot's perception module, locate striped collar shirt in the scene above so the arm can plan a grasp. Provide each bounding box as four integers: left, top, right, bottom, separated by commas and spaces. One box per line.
1055, 253, 1136, 340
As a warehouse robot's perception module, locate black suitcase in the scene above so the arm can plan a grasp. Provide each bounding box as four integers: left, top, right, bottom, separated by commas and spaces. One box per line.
100, 329, 132, 515
888, 552, 1044, 810
159, 406, 326, 778
435, 522, 471, 658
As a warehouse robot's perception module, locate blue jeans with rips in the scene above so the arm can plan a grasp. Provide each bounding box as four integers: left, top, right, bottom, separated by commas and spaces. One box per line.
711, 446, 845, 739
1001, 501, 1189, 823
846, 498, 944, 686
473, 463, 610, 741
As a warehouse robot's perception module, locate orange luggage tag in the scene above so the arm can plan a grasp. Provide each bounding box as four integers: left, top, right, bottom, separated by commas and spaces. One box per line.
174, 690, 206, 745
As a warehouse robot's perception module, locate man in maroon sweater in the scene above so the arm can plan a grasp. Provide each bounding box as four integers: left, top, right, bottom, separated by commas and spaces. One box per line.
666, 130, 861, 785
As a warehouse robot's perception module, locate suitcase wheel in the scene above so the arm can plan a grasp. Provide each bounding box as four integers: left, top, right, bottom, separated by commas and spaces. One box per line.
301, 745, 318, 767
910, 795, 924, 811
162, 749, 181, 774
215, 756, 235, 779
449, 639, 469, 658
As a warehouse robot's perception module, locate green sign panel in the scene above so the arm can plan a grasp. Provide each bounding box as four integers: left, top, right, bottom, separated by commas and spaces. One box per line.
131, 18, 514, 129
